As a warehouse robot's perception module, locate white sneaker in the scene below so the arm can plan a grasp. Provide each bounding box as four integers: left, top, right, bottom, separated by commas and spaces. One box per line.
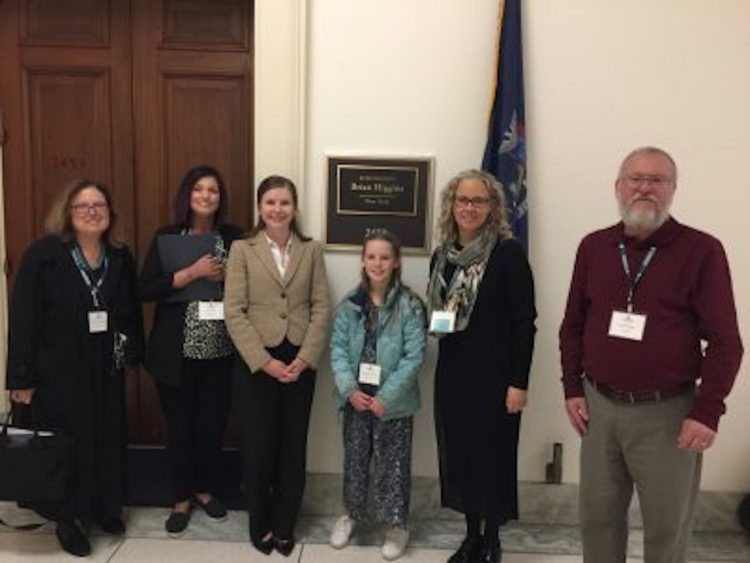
381, 526, 409, 560
329, 515, 355, 549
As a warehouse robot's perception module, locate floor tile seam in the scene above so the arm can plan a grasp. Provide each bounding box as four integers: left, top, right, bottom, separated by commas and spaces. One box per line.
106, 536, 127, 562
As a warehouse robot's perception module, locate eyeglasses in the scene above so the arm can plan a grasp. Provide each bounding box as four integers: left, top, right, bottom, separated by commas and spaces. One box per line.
71, 202, 109, 216
620, 175, 674, 189
454, 196, 490, 209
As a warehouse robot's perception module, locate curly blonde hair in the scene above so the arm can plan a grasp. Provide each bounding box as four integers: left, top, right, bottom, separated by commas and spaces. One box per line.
435, 169, 513, 244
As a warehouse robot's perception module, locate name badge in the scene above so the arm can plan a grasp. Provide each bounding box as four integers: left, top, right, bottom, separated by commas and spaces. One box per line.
358, 363, 382, 386
608, 310, 646, 341
429, 310, 456, 333
199, 301, 225, 321
88, 311, 108, 333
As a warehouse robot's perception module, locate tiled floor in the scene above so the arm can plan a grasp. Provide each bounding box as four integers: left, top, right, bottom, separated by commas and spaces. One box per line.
0, 535, 740, 563
0, 504, 747, 561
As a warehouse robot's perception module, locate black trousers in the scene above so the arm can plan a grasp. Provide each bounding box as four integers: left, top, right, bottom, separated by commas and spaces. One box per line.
157, 356, 233, 504
237, 339, 315, 544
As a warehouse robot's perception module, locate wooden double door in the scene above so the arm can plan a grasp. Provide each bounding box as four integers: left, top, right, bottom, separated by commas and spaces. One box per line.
0, 0, 254, 444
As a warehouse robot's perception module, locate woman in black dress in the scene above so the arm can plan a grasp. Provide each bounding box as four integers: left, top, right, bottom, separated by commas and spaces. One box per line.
6, 179, 143, 557
427, 169, 536, 563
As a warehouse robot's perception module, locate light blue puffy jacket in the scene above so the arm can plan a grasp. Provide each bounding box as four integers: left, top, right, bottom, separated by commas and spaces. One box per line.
330, 283, 426, 420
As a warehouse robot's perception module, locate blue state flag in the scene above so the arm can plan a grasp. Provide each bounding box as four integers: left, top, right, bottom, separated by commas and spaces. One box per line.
481, 0, 528, 250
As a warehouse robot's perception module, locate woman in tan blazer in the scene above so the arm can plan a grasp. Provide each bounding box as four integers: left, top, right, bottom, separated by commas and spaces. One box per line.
224, 175, 330, 557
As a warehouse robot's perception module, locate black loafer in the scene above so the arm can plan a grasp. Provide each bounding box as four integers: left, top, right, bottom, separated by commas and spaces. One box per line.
274, 536, 295, 557
165, 509, 192, 537
448, 535, 482, 563
56, 519, 91, 557
194, 495, 227, 520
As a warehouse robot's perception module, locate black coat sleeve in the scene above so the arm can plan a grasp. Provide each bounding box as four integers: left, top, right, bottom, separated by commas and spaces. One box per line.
5, 241, 47, 390
118, 247, 145, 366
501, 240, 537, 390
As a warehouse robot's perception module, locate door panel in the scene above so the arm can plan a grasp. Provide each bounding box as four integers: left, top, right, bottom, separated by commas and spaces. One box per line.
160, 0, 249, 50
26, 70, 113, 233
163, 75, 250, 225
0, 0, 134, 276
21, 0, 110, 47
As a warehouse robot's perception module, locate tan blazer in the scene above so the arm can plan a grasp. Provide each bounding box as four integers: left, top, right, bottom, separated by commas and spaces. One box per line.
224, 231, 330, 373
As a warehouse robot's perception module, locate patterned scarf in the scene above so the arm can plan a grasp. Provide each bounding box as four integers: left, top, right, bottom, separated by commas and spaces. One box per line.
427, 227, 498, 335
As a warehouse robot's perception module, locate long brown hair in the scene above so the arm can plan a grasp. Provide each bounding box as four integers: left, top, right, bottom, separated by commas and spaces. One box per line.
359, 228, 426, 324
359, 229, 403, 293
172, 165, 229, 228
44, 179, 122, 246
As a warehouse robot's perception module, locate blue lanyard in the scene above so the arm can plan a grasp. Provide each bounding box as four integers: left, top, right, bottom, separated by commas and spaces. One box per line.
618, 241, 656, 313
71, 245, 108, 308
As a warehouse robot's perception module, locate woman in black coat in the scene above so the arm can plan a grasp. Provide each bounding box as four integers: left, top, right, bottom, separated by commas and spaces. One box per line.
427, 170, 536, 563
139, 165, 243, 536
6, 179, 144, 557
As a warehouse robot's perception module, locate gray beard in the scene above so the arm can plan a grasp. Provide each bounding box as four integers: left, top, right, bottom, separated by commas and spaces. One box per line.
618, 201, 670, 234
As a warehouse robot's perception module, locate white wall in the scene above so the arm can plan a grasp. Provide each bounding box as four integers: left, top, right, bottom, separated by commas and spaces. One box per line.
295, 0, 750, 491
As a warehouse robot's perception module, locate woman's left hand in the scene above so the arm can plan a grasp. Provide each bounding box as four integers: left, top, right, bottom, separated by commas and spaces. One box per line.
505, 386, 527, 414
369, 398, 385, 418
287, 358, 309, 380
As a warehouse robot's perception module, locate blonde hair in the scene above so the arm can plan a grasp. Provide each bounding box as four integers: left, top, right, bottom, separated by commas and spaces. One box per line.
45, 179, 122, 246
435, 169, 513, 244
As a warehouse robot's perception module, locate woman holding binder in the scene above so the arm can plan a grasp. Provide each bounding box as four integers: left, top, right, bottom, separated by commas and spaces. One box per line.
6, 179, 143, 557
225, 175, 330, 557
139, 165, 243, 536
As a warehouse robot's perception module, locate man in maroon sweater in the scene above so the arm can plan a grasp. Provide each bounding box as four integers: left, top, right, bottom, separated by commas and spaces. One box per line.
559, 146, 743, 563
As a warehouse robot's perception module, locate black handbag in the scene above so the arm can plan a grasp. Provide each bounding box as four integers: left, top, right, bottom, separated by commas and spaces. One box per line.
0, 405, 73, 503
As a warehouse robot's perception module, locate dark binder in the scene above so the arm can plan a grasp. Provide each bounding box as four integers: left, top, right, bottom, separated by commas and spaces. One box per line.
157, 234, 221, 302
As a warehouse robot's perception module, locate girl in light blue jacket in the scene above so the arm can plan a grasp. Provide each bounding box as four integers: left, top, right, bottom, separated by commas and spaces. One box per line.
328, 229, 426, 560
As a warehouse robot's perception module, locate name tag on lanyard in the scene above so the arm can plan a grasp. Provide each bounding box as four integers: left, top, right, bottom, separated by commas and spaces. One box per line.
358, 362, 382, 386
612, 241, 656, 342
72, 245, 109, 333
88, 310, 108, 333
429, 310, 456, 333
198, 301, 225, 320
608, 310, 646, 341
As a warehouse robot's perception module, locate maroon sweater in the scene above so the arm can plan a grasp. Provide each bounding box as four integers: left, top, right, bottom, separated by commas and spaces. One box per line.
559, 217, 743, 430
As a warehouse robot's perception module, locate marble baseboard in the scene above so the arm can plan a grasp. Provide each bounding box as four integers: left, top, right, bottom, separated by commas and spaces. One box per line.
301, 473, 746, 533
2, 503, 747, 561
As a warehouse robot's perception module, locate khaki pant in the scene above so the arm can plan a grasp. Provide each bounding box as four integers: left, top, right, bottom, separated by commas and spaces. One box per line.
580, 379, 702, 563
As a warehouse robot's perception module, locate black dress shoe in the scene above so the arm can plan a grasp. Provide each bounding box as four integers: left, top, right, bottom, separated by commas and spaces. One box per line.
448, 535, 482, 563
98, 516, 126, 535
56, 519, 91, 557
477, 537, 502, 563
274, 536, 295, 557
251, 532, 274, 555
